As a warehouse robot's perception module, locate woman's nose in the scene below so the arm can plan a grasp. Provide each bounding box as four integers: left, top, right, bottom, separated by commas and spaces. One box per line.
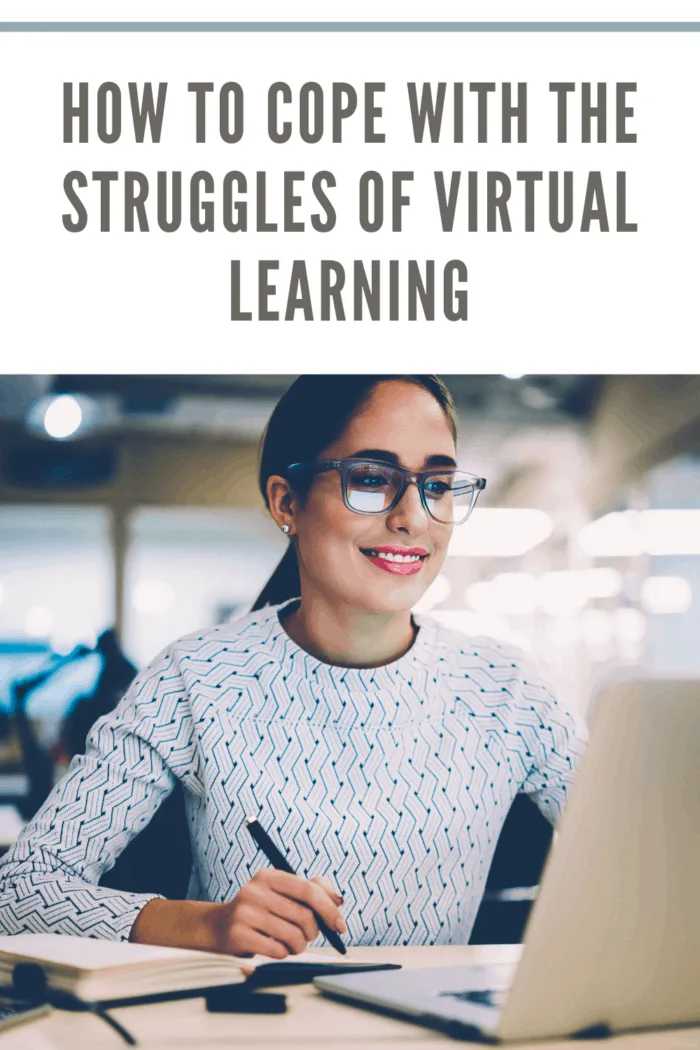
386, 481, 429, 532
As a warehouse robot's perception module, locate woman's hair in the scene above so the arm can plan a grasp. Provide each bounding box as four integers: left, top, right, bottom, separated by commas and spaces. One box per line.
252, 375, 457, 610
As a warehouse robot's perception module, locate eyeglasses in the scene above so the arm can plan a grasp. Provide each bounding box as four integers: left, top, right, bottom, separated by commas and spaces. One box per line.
286, 458, 487, 525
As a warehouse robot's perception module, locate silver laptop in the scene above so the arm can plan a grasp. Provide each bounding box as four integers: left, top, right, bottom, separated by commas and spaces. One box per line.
315, 680, 700, 1042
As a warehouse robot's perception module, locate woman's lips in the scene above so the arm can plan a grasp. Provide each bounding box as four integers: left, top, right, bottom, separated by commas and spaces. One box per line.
361, 547, 429, 576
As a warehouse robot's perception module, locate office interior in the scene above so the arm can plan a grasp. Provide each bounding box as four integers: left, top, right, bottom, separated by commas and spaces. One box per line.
0, 373, 698, 942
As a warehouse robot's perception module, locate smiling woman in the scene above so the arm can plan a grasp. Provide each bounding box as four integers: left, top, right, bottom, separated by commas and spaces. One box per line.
0, 376, 587, 958
254, 376, 480, 667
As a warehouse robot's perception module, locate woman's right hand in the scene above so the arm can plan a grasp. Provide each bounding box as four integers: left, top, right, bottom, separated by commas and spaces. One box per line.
208, 869, 347, 958
131, 871, 346, 957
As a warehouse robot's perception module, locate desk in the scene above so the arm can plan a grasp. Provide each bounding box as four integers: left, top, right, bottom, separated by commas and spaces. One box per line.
2, 945, 699, 1050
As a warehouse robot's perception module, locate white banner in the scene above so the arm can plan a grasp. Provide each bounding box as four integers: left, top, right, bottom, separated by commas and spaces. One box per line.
0, 15, 698, 371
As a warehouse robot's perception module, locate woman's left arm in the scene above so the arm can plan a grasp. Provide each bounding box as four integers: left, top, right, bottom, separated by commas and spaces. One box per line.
515, 668, 589, 825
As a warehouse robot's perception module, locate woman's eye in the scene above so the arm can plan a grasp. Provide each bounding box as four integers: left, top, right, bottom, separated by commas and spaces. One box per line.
425, 480, 451, 496
354, 473, 389, 488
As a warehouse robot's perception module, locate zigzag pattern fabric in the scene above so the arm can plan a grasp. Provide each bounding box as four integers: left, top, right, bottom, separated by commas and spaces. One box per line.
0, 601, 587, 946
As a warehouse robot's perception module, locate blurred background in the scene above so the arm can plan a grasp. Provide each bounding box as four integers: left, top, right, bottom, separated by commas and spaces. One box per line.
0, 372, 698, 896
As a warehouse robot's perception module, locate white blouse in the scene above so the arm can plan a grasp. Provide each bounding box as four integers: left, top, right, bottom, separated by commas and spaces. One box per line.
0, 600, 587, 946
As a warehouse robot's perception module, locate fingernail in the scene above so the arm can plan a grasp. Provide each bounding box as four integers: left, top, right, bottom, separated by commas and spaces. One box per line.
336, 918, 347, 934
333, 893, 344, 905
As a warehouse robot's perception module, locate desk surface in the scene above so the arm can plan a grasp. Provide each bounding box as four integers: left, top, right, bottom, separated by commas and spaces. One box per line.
2, 944, 699, 1050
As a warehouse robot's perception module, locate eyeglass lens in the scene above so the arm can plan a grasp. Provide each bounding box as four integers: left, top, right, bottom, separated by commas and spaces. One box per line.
345, 463, 476, 523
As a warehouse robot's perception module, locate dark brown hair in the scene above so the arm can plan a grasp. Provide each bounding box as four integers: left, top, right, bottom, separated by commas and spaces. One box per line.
252, 375, 457, 610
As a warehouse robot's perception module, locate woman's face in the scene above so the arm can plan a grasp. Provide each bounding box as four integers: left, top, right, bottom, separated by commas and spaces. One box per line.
291, 380, 456, 616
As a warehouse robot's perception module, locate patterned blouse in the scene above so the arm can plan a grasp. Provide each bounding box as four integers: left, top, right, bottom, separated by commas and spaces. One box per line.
0, 600, 587, 946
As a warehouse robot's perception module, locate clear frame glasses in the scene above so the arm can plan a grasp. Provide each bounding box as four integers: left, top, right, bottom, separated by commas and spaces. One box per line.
286, 458, 487, 526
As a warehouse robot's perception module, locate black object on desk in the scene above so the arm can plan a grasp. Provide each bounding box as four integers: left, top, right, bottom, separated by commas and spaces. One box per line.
247, 959, 401, 988
245, 817, 347, 956
10, 963, 137, 1046
7, 962, 292, 1042
206, 987, 287, 1014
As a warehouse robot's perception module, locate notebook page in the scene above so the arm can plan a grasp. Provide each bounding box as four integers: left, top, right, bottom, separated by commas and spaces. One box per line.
0, 934, 211, 973
248, 951, 337, 969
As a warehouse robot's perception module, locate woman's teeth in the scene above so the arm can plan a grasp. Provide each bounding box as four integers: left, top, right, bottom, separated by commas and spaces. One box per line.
366, 550, 424, 563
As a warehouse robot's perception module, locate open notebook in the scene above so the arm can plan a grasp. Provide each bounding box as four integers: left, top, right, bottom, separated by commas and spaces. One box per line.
0, 934, 399, 1004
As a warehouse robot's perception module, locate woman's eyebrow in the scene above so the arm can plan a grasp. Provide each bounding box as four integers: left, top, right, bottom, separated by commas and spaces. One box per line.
350, 448, 458, 469
425, 454, 458, 468
350, 448, 400, 464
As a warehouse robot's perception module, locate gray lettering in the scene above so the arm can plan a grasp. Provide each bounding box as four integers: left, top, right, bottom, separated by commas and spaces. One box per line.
129, 82, 167, 143
286, 261, 315, 320
63, 82, 88, 143
97, 83, 121, 144
332, 83, 357, 142
320, 261, 346, 320
444, 260, 468, 321
407, 83, 446, 142
259, 261, 279, 320
219, 82, 244, 143
188, 82, 214, 143
550, 83, 575, 143
487, 172, 512, 232
469, 83, 495, 143
581, 171, 609, 231
62, 171, 88, 231
124, 171, 149, 231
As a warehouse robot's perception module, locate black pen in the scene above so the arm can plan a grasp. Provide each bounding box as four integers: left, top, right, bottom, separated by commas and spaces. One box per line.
244, 816, 347, 955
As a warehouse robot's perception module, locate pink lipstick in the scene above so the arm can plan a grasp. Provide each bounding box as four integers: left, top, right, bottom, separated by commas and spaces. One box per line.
361, 545, 429, 576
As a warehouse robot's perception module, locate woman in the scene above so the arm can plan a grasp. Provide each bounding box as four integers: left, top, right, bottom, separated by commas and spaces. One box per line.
0, 375, 587, 957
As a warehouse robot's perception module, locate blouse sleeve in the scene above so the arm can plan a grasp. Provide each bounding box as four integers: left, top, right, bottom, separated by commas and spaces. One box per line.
513, 659, 589, 825
0, 647, 197, 941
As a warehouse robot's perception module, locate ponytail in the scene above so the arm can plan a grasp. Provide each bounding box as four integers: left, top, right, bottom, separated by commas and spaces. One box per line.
251, 544, 300, 611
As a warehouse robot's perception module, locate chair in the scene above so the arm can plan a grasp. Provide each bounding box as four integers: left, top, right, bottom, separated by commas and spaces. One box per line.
469, 793, 553, 944
99, 781, 193, 900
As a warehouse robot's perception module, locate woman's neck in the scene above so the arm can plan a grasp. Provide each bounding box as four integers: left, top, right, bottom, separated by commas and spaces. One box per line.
282, 594, 417, 669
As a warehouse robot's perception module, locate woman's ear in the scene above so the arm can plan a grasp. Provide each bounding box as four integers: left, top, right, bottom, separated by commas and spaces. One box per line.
266, 475, 297, 535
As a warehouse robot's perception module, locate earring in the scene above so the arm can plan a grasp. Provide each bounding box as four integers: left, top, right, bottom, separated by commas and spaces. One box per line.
281, 524, 290, 534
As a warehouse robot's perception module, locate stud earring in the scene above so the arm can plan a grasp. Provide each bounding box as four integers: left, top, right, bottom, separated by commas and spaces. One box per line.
281, 524, 290, 534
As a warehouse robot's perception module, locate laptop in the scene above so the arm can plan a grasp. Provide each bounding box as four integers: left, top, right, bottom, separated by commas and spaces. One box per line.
315, 680, 700, 1042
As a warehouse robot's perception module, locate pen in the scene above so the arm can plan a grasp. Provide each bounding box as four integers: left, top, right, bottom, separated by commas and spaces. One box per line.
244, 816, 347, 955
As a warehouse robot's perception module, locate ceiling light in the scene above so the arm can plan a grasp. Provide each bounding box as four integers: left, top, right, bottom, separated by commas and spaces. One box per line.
581, 567, 623, 598
430, 610, 531, 651
578, 509, 700, 558
43, 395, 83, 439
641, 510, 700, 555
448, 509, 553, 558
519, 385, 556, 410
580, 609, 614, 646
466, 582, 495, 613
466, 573, 538, 616
577, 512, 645, 557
538, 571, 589, 616
613, 607, 647, 643
547, 618, 580, 648
640, 576, 692, 614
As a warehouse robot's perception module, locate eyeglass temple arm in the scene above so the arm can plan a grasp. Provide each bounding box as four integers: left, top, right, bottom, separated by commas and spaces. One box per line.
286, 460, 337, 476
